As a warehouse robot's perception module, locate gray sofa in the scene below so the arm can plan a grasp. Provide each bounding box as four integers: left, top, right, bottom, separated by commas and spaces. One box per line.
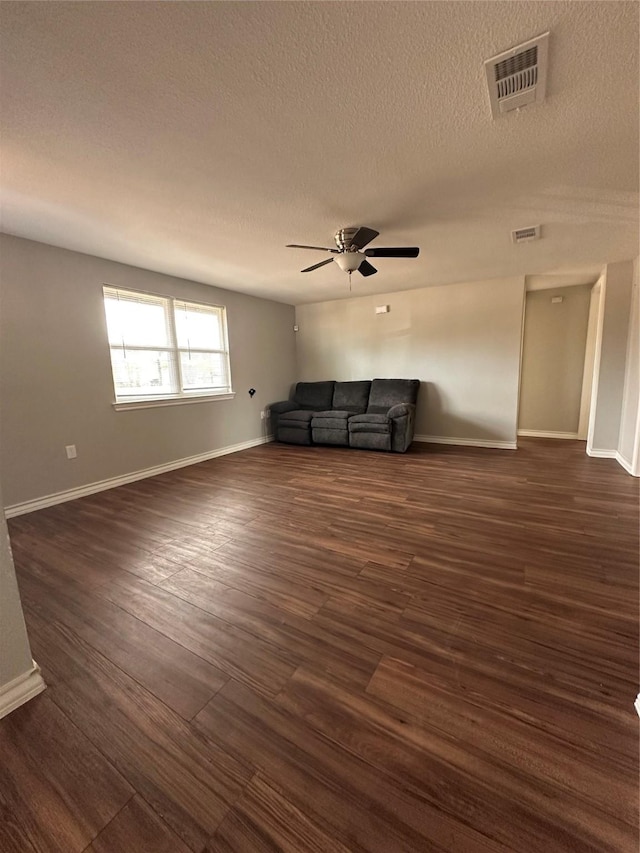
270, 379, 420, 452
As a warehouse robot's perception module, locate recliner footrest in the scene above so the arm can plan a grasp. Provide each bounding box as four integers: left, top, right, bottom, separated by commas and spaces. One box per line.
311, 426, 349, 446
277, 409, 315, 445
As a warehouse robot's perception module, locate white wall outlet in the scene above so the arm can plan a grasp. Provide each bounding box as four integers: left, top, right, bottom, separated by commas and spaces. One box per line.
551, 296, 563, 304
260, 410, 266, 420
375, 305, 390, 314
65, 444, 77, 459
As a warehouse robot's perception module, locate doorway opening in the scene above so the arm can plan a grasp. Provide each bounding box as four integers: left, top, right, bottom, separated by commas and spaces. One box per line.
517, 276, 603, 442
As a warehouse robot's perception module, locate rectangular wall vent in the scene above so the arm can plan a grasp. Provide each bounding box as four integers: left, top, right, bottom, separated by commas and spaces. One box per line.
512, 225, 541, 244
484, 32, 549, 118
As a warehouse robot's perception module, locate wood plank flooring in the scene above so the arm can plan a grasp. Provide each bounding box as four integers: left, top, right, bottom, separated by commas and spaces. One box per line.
1, 438, 638, 852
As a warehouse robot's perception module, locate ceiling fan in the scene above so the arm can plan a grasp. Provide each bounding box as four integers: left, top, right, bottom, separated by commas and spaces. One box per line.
286, 227, 419, 278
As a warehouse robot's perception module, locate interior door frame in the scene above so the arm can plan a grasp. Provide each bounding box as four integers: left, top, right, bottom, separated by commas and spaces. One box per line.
578, 278, 603, 440
586, 276, 606, 453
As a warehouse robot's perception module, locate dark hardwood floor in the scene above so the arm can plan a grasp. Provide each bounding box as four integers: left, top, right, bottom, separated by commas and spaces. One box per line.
1, 438, 638, 852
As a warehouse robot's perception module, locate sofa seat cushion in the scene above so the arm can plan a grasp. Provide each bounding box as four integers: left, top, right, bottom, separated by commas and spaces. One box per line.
279, 409, 315, 425
311, 409, 354, 428
348, 413, 391, 433
351, 413, 390, 423
312, 417, 350, 431
313, 409, 352, 419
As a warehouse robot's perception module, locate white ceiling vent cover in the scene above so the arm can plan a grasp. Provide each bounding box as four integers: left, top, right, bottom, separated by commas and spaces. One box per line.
484, 32, 549, 118
512, 225, 541, 244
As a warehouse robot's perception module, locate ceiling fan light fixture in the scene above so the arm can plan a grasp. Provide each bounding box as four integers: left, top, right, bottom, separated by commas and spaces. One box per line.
334, 252, 364, 273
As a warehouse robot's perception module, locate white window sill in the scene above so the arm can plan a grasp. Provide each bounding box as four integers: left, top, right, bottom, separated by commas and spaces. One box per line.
113, 392, 235, 411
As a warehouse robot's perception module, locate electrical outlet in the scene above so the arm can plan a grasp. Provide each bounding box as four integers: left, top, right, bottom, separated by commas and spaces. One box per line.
260, 410, 266, 420
65, 444, 77, 459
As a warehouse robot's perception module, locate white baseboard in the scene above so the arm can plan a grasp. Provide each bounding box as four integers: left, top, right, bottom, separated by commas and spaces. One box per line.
586, 446, 616, 459
615, 452, 639, 477
0, 661, 46, 720
582, 446, 638, 476
414, 434, 517, 450
4, 435, 274, 518
517, 430, 581, 440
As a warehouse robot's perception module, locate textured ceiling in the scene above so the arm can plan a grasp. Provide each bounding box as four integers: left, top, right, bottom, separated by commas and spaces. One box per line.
1, 1, 638, 304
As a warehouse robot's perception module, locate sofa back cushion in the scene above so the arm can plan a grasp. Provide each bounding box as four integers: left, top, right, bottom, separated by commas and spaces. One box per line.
367, 379, 420, 414
332, 381, 372, 413
294, 381, 335, 410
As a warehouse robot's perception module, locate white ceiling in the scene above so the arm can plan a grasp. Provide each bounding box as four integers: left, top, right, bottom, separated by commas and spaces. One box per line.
1, 1, 638, 305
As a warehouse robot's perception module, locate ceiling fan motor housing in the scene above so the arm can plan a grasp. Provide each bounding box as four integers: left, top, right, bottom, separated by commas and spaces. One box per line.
334, 228, 362, 250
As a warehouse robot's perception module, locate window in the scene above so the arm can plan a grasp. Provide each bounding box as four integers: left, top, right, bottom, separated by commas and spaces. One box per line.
103, 286, 232, 407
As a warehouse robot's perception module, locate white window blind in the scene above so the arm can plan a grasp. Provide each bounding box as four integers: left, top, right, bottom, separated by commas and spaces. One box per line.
103, 286, 232, 403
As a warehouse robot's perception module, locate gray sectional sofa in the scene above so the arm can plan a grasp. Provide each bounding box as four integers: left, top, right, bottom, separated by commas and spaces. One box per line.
270, 379, 420, 452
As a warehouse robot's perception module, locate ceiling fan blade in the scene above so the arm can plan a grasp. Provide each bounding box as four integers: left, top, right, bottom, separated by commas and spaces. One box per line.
350, 227, 380, 250
287, 244, 338, 253
301, 258, 335, 273
364, 247, 420, 258
358, 260, 378, 277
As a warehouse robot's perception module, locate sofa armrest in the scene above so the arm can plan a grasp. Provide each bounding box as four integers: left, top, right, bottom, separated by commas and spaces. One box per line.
387, 403, 416, 453
269, 401, 299, 415
387, 403, 414, 419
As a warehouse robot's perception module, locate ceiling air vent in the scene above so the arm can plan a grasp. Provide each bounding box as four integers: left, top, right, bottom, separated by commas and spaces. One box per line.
512, 225, 541, 244
484, 32, 549, 118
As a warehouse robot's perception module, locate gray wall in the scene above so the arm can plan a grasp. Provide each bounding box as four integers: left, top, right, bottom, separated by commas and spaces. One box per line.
590, 260, 634, 452
618, 258, 639, 469
518, 285, 592, 434
0, 480, 34, 687
0, 235, 296, 508
295, 276, 525, 445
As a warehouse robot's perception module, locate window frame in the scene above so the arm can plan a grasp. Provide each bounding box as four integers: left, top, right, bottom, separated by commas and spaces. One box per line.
103, 285, 234, 410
